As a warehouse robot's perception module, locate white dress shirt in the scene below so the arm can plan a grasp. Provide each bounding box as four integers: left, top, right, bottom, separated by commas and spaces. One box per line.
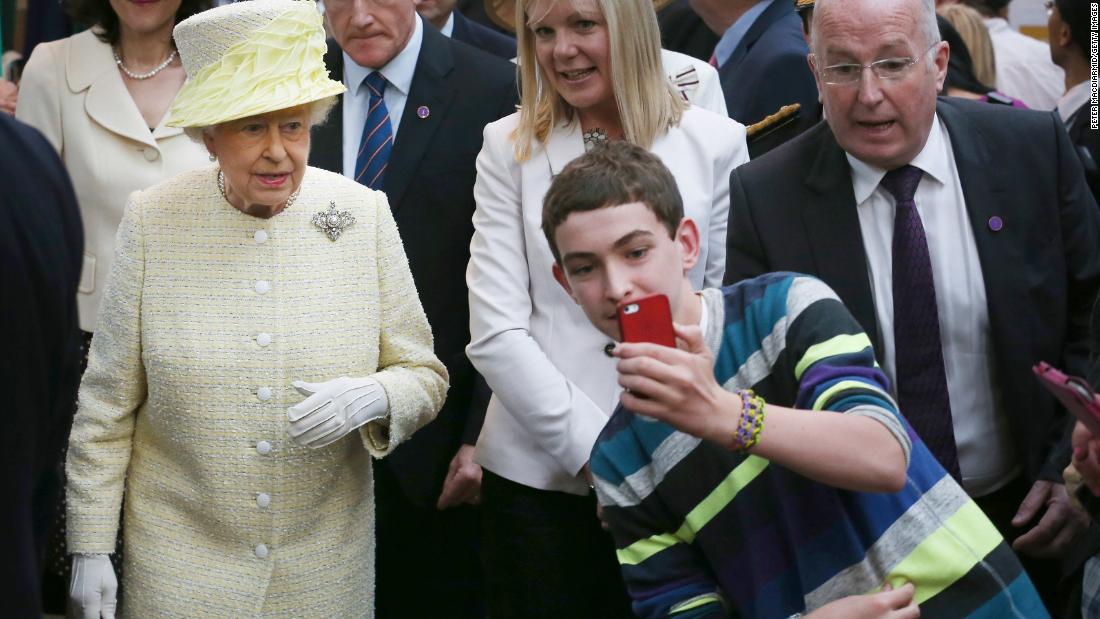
341, 16, 424, 178
985, 17, 1064, 111
1058, 80, 1091, 123
440, 11, 455, 37
849, 114, 1017, 497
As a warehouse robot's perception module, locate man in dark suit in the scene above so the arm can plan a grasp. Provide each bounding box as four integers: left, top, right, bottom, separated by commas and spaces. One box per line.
725, 0, 1100, 611
656, 0, 719, 62
690, 0, 818, 125
313, 1, 516, 616
416, 0, 517, 59
0, 115, 83, 617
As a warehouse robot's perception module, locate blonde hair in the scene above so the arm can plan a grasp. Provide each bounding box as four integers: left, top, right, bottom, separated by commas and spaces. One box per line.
938, 4, 997, 87
512, 0, 685, 162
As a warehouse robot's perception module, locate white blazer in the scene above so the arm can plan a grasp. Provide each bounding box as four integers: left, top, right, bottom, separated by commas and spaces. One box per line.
16, 29, 208, 331
467, 107, 748, 494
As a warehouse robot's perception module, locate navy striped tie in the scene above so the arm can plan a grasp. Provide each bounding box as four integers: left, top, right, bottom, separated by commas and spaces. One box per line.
355, 71, 392, 191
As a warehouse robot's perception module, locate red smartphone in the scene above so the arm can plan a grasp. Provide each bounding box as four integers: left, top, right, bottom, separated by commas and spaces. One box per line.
1033, 361, 1100, 437
617, 294, 676, 347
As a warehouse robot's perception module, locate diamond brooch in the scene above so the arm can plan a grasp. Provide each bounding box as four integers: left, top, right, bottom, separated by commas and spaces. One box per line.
312, 202, 356, 241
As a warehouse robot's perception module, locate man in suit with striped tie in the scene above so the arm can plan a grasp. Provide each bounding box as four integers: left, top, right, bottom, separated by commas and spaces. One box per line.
312, 1, 516, 617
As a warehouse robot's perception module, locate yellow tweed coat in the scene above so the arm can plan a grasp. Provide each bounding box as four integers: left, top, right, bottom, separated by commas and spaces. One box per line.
66, 166, 448, 618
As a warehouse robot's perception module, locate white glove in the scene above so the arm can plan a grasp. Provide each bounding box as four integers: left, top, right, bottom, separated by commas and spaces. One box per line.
287, 376, 389, 448
70, 554, 118, 619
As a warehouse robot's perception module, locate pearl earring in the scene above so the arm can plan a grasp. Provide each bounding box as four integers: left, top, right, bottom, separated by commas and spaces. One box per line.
209, 153, 217, 162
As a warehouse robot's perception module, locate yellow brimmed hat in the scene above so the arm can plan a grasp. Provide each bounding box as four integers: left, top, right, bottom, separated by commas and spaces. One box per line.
167, 0, 346, 128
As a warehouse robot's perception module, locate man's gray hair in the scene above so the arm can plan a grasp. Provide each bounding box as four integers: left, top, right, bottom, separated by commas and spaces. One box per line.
812, 0, 941, 64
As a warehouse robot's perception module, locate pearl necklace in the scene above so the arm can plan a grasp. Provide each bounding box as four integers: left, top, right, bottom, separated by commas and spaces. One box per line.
113, 49, 177, 80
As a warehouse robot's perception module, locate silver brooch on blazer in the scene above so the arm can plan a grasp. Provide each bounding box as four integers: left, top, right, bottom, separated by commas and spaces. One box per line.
312, 202, 356, 241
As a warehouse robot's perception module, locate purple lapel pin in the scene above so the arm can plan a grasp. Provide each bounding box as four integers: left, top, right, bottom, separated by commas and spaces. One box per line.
988, 216, 1003, 232
416, 105, 430, 119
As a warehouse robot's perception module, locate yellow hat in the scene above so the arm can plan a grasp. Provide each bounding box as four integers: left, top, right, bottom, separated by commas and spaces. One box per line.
167, 0, 346, 128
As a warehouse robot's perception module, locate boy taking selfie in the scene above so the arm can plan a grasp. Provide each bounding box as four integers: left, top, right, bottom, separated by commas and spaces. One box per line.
542, 141, 1046, 619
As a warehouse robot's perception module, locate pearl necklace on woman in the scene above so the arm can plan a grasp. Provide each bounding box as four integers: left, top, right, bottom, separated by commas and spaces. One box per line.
113, 49, 178, 80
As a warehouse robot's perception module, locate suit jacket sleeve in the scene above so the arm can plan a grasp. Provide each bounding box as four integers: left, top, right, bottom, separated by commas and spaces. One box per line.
15, 41, 64, 153
724, 167, 771, 285
1041, 111, 1100, 480
65, 194, 148, 553
361, 191, 449, 456
466, 124, 610, 475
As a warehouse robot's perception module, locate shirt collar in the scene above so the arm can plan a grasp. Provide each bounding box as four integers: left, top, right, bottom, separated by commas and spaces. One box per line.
441, 11, 455, 37
342, 14, 423, 98
1058, 80, 1090, 122
846, 113, 950, 204
713, 0, 774, 68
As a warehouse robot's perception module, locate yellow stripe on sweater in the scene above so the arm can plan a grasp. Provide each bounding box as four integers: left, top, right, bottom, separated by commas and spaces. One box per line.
617, 456, 769, 566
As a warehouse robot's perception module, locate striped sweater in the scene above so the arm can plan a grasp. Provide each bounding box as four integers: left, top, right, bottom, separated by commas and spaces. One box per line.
590, 274, 1047, 619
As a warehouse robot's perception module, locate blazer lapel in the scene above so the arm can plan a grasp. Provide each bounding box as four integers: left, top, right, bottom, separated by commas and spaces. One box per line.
68, 30, 156, 149
385, 22, 456, 210
936, 98, 1014, 341
541, 121, 584, 180
724, 0, 792, 70
310, 41, 345, 175
801, 123, 883, 349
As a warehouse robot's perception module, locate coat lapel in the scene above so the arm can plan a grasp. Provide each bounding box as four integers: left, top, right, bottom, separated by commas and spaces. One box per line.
385, 22, 456, 210
68, 30, 157, 149
541, 121, 584, 179
724, 0, 792, 70
936, 98, 1014, 345
801, 122, 883, 349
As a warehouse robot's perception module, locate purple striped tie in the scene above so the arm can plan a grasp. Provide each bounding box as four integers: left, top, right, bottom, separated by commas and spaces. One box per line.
882, 164, 961, 481
355, 71, 392, 191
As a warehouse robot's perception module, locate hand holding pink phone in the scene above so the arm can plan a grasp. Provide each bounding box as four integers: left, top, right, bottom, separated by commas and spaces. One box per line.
1033, 361, 1100, 437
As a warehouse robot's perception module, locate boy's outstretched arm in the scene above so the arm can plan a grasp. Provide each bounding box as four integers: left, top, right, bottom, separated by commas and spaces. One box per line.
614, 323, 907, 494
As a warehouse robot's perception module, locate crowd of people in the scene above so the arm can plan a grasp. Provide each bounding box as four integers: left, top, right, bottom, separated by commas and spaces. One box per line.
4, 0, 1100, 618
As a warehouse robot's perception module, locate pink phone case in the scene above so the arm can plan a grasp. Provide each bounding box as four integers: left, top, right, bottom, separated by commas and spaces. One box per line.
618, 295, 676, 347
1033, 361, 1100, 437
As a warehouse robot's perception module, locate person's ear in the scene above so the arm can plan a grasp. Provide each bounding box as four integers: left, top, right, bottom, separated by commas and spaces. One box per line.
676, 218, 701, 274
932, 40, 950, 92
202, 130, 216, 160
1057, 20, 1073, 49
552, 262, 579, 304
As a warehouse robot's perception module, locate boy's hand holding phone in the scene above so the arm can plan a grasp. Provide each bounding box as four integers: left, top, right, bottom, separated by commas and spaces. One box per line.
613, 319, 741, 448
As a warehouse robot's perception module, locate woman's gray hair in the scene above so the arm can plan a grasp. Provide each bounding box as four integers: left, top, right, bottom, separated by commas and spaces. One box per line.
812, 0, 941, 63
184, 95, 337, 143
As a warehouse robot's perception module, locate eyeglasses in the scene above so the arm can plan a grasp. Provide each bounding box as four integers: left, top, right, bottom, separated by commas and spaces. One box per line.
814, 42, 939, 85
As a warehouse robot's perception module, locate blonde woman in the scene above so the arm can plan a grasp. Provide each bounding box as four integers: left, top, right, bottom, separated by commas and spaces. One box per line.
938, 3, 997, 89
64, 2, 447, 617
465, 0, 747, 616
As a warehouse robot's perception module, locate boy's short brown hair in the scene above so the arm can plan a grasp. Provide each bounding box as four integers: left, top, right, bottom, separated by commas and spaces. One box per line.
541, 141, 684, 264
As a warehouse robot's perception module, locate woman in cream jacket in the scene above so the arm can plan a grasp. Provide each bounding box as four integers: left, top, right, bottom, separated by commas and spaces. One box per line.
65, 2, 447, 617
16, 0, 211, 333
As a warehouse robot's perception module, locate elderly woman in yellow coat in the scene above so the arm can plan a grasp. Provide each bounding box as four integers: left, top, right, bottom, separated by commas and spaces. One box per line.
63, 1, 448, 617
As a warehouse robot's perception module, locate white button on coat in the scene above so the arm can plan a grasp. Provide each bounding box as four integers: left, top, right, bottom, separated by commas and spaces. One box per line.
256, 333, 272, 347
254, 544, 269, 558
254, 230, 268, 244
142, 148, 159, 162
256, 493, 271, 508
255, 280, 271, 294
256, 440, 272, 455
257, 387, 272, 401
